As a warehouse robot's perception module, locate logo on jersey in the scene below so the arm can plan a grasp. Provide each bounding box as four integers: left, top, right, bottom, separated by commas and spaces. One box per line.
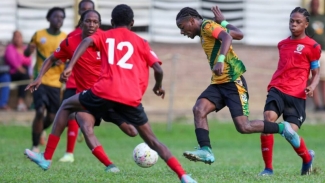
40, 37, 47, 44
294, 44, 305, 54
96, 51, 101, 60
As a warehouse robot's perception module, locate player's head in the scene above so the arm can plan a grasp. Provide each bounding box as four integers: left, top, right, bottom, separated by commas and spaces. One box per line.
310, 0, 320, 15
12, 30, 23, 47
79, 10, 101, 36
111, 4, 134, 29
289, 7, 310, 38
46, 7, 65, 30
176, 7, 203, 39
78, 0, 95, 16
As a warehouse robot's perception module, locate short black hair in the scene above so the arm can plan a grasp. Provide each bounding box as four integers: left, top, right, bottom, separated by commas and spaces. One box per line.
111, 4, 134, 26
46, 7, 65, 19
77, 9, 101, 27
176, 7, 203, 21
78, 0, 95, 9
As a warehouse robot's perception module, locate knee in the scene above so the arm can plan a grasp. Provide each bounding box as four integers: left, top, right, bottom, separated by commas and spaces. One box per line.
264, 112, 277, 122
235, 122, 250, 134
35, 107, 45, 119
192, 105, 207, 118
127, 128, 138, 137
81, 124, 94, 136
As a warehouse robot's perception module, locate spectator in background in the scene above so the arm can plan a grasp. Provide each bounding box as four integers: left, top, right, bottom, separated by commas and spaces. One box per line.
307, 0, 325, 111
0, 57, 11, 111
4, 30, 32, 111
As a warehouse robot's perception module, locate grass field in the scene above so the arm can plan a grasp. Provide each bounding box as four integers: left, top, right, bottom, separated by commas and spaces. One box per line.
1, 121, 324, 183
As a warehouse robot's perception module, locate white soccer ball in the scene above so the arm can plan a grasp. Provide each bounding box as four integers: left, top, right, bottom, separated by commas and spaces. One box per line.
133, 142, 159, 168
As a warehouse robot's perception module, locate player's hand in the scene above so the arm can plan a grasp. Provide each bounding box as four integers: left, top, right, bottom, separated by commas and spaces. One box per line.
212, 62, 224, 76
153, 84, 165, 99
305, 86, 314, 97
211, 5, 225, 24
59, 72, 68, 83
25, 77, 41, 93
55, 60, 63, 66
63, 67, 72, 79
29, 43, 36, 53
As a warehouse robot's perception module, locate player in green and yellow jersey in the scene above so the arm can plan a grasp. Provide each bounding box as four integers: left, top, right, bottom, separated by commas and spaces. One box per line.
176, 6, 302, 165
24, 7, 67, 153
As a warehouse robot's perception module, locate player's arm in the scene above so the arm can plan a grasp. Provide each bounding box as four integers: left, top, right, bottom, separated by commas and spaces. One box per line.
63, 37, 93, 77
211, 27, 233, 76
306, 44, 322, 97
152, 62, 165, 99
25, 54, 59, 92
24, 33, 37, 57
211, 6, 243, 40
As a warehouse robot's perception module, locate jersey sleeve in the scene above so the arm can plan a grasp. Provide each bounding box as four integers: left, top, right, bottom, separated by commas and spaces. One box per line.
308, 43, 321, 62
201, 20, 227, 39
90, 31, 103, 50
143, 40, 161, 66
53, 38, 70, 62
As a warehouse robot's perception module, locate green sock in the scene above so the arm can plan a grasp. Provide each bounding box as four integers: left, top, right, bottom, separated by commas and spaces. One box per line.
278, 123, 284, 134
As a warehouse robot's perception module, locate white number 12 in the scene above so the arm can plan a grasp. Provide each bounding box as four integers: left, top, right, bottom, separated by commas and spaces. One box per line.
106, 38, 134, 69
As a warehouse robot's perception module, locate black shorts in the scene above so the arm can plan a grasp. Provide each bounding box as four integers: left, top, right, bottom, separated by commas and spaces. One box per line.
33, 84, 61, 113
264, 87, 306, 128
198, 76, 249, 118
63, 88, 77, 100
79, 89, 148, 126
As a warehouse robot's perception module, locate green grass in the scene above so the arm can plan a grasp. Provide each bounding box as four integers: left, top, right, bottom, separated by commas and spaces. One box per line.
0, 122, 324, 183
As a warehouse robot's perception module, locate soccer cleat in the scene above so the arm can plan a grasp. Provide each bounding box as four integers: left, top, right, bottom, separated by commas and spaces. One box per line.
181, 174, 197, 183
183, 146, 215, 164
105, 164, 120, 173
281, 122, 300, 148
59, 153, 74, 163
258, 168, 274, 176
301, 150, 315, 175
77, 129, 84, 143
24, 149, 51, 170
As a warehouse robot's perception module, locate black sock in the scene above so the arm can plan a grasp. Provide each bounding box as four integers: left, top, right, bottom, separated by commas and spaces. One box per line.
263, 121, 279, 134
195, 128, 211, 148
32, 132, 42, 146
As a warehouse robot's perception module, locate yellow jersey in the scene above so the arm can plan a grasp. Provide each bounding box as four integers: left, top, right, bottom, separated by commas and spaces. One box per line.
31, 29, 67, 88
200, 19, 246, 84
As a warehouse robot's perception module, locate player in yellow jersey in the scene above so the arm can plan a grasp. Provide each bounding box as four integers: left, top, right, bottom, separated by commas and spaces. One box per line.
24, 7, 66, 153
176, 6, 301, 164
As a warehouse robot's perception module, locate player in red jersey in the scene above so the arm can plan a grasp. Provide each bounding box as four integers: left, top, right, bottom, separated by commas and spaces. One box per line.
25, 10, 138, 173
58, 0, 96, 163
258, 7, 320, 176
25, 4, 197, 183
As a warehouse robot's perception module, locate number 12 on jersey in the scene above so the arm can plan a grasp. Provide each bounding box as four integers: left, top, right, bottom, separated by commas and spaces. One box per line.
106, 38, 134, 69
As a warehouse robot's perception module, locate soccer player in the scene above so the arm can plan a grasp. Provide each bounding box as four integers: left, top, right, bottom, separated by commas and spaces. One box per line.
58, 0, 96, 163
175, 6, 301, 165
25, 9, 138, 173
24, 7, 67, 153
25, 4, 197, 183
258, 7, 318, 176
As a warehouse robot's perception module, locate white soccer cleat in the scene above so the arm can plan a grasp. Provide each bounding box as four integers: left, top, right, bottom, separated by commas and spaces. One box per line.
59, 153, 74, 163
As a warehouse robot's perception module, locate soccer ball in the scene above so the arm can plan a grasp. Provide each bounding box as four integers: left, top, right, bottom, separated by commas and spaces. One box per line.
133, 142, 159, 168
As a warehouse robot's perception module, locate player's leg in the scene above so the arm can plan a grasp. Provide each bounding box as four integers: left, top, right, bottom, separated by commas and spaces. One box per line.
75, 112, 119, 173
59, 89, 79, 163
102, 109, 138, 137
115, 103, 196, 182
30, 85, 47, 153
282, 96, 314, 175
24, 93, 84, 170
183, 84, 221, 164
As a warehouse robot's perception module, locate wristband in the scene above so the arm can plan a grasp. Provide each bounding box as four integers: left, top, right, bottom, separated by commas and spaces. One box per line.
221, 20, 229, 28
217, 54, 225, 63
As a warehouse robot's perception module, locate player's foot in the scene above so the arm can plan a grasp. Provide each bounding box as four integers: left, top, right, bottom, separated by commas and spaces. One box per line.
258, 168, 273, 176
77, 129, 84, 143
40, 131, 47, 146
105, 164, 120, 173
183, 146, 215, 164
181, 174, 197, 183
301, 150, 315, 175
281, 121, 300, 148
59, 153, 74, 163
31, 146, 40, 153
24, 149, 51, 170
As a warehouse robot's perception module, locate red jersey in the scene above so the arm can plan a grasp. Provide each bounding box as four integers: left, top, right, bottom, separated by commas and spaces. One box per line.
268, 36, 321, 99
63, 28, 83, 89
90, 28, 161, 107
53, 33, 102, 93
